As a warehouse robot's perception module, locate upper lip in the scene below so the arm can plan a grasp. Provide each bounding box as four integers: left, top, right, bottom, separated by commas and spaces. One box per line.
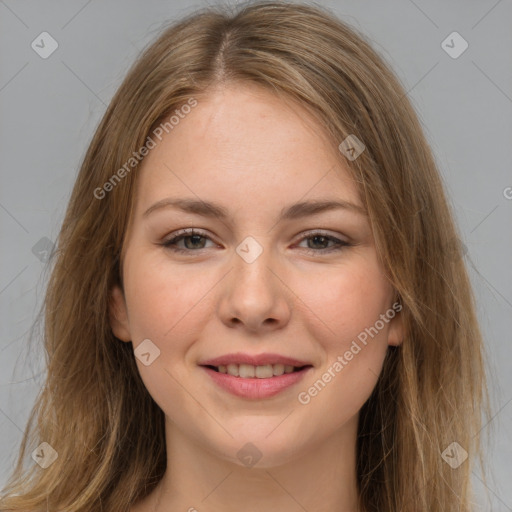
199, 352, 312, 367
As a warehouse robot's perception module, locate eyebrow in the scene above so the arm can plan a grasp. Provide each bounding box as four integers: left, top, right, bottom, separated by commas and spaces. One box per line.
143, 197, 367, 220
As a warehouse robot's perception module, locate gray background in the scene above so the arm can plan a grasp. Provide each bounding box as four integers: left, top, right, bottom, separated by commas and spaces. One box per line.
1, 0, 511, 509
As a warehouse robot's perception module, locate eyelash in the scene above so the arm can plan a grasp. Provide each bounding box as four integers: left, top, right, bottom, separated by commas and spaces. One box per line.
161, 228, 350, 255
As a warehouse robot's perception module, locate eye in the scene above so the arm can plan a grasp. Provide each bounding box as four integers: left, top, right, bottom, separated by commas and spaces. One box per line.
295, 231, 350, 254
161, 228, 215, 253
161, 229, 351, 255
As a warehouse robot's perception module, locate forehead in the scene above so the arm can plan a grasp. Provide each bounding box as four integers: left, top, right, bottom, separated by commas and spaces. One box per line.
133, 83, 361, 217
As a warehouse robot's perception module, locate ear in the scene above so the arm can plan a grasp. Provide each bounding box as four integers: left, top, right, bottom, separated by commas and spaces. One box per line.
387, 302, 404, 347
109, 284, 132, 342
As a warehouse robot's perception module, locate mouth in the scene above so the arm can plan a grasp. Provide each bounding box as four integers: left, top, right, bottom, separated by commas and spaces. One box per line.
198, 353, 314, 398
203, 363, 312, 379
200, 361, 314, 400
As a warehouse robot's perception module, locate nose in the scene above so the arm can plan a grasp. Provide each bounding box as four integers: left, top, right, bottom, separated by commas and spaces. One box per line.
217, 240, 292, 333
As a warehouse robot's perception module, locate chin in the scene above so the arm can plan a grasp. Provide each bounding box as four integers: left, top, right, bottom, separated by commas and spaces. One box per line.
210, 429, 310, 470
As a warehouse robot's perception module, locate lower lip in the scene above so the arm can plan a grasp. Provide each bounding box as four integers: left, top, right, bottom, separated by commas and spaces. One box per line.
201, 366, 312, 399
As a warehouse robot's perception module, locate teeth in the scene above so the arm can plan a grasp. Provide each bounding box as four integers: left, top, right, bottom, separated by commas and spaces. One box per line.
226, 364, 239, 377
239, 364, 255, 378
215, 363, 301, 378
273, 364, 285, 376
255, 365, 273, 378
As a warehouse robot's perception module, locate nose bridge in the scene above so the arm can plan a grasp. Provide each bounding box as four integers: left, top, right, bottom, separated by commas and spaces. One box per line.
232, 234, 277, 296
220, 234, 291, 331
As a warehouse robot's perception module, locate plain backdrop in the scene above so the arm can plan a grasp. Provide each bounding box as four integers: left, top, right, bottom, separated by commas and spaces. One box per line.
1, 0, 511, 509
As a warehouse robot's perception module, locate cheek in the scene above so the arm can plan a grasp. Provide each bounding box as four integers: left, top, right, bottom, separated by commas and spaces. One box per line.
121, 255, 214, 417
124, 251, 202, 333
122, 253, 216, 375
297, 260, 392, 352
294, 261, 392, 413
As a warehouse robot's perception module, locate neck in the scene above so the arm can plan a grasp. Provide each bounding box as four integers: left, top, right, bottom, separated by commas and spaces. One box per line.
149, 415, 361, 512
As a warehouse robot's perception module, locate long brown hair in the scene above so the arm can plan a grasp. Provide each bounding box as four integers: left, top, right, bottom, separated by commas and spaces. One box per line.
0, 2, 488, 510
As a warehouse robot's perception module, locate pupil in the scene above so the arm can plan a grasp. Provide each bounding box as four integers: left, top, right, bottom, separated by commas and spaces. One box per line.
185, 235, 205, 249
310, 235, 327, 249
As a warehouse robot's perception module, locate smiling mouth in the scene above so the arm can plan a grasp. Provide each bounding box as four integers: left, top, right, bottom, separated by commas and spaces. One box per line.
204, 363, 311, 378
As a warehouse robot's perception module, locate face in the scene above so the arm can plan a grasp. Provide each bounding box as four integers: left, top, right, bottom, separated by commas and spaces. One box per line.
109, 83, 403, 468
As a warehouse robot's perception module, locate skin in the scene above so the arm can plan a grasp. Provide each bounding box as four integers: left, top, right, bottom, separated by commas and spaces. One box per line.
109, 83, 403, 512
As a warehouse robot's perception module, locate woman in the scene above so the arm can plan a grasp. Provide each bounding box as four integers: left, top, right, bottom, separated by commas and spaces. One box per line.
0, 1, 487, 511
